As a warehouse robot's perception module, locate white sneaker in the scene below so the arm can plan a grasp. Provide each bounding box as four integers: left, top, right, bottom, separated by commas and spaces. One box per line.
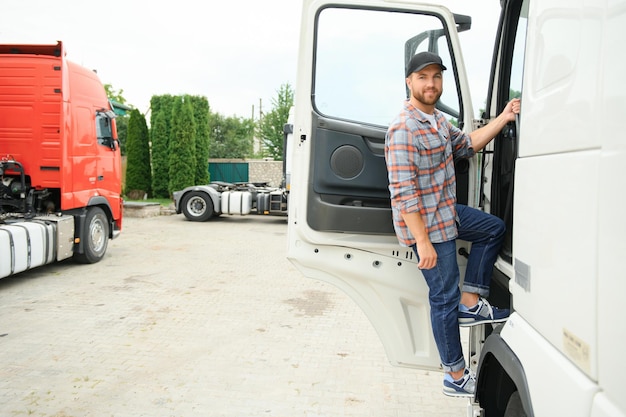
459, 297, 510, 327
443, 369, 475, 397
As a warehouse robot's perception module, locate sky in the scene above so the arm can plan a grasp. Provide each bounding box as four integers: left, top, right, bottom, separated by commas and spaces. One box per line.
0, 0, 502, 119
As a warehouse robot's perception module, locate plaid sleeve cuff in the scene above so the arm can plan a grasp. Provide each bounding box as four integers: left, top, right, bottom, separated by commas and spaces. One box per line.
396, 196, 420, 214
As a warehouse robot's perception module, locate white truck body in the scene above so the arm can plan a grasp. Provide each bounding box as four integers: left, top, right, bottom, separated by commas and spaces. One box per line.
173, 182, 288, 222
287, 0, 626, 416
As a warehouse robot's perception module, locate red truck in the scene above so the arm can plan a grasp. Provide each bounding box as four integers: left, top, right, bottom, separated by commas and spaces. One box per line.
0, 41, 122, 279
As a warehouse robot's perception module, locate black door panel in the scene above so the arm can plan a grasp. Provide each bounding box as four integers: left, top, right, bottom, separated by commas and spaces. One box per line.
307, 114, 393, 234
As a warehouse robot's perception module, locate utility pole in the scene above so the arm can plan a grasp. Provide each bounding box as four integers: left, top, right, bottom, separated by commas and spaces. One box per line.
253, 100, 263, 156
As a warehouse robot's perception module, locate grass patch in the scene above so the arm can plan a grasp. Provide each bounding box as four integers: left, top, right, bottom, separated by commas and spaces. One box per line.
124, 197, 173, 207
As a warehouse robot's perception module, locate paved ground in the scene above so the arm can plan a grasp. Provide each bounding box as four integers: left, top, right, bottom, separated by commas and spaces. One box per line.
0, 214, 469, 417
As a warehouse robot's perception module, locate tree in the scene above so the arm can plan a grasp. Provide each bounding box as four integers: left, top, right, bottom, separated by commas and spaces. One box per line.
208, 112, 254, 159
150, 111, 170, 197
104, 84, 127, 105
125, 109, 151, 197
168, 96, 197, 193
190, 96, 210, 184
104, 84, 130, 155
256, 83, 294, 160
115, 116, 129, 155
150, 95, 175, 198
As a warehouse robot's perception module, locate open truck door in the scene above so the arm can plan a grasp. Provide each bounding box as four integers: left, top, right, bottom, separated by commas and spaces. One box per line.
287, 0, 476, 370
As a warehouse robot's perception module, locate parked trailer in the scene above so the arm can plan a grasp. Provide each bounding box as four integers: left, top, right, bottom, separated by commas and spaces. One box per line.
173, 181, 288, 222
173, 122, 292, 223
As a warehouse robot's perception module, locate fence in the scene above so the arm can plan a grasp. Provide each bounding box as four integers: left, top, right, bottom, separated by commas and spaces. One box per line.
208, 159, 284, 187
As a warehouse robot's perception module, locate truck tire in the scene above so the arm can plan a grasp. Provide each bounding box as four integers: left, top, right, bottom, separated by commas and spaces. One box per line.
182, 191, 213, 222
503, 391, 527, 417
74, 206, 109, 264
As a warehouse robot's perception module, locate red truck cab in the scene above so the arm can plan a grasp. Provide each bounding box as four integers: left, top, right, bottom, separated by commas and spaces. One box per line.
0, 41, 122, 271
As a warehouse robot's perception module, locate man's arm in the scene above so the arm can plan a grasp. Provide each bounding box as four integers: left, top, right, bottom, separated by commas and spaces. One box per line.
469, 98, 521, 152
386, 117, 439, 269
401, 211, 437, 270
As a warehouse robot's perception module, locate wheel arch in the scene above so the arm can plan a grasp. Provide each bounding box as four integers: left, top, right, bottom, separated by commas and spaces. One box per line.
62, 197, 115, 251
69, 202, 110, 263
175, 186, 221, 215
477, 331, 534, 417
86, 196, 115, 239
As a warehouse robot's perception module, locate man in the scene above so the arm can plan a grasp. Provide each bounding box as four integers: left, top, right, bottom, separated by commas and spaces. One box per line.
385, 51, 521, 397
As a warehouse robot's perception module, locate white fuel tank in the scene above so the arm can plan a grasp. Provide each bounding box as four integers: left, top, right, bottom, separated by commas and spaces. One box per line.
0, 221, 56, 278
221, 191, 252, 215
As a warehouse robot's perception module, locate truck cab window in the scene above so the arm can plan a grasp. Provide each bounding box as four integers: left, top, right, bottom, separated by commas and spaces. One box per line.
96, 111, 116, 150
314, 7, 460, 127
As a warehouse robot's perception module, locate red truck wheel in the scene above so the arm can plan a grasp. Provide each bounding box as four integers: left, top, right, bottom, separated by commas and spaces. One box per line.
74, 207, 109, 264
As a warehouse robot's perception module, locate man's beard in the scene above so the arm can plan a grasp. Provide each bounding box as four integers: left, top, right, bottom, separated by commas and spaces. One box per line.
413, 89, 442, 106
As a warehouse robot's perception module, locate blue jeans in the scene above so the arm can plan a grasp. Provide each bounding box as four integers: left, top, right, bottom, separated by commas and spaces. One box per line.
411, 204, 505, 373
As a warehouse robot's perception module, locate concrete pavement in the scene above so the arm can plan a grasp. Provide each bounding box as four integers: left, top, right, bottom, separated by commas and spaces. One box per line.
0, 214, 468, 417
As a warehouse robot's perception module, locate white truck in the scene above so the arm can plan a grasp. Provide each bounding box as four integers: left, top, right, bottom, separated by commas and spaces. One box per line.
172, 180, 288, 221
173, 124, 292, 222
286, 1, 625, 416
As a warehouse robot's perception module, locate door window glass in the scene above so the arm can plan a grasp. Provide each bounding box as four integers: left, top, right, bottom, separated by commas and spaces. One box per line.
492, 0, 529, 263
314, 7, 460, 127
509, 0, 528, 99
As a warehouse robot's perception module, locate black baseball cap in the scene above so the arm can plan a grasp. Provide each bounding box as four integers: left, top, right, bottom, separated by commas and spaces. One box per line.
405, 52, 447, 77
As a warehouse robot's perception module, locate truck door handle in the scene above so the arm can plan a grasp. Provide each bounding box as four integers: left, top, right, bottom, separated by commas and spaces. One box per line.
97, 175, 104, 181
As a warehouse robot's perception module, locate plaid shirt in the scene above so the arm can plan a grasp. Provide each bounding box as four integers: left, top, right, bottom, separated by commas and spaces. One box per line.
385, 100, 474, 245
